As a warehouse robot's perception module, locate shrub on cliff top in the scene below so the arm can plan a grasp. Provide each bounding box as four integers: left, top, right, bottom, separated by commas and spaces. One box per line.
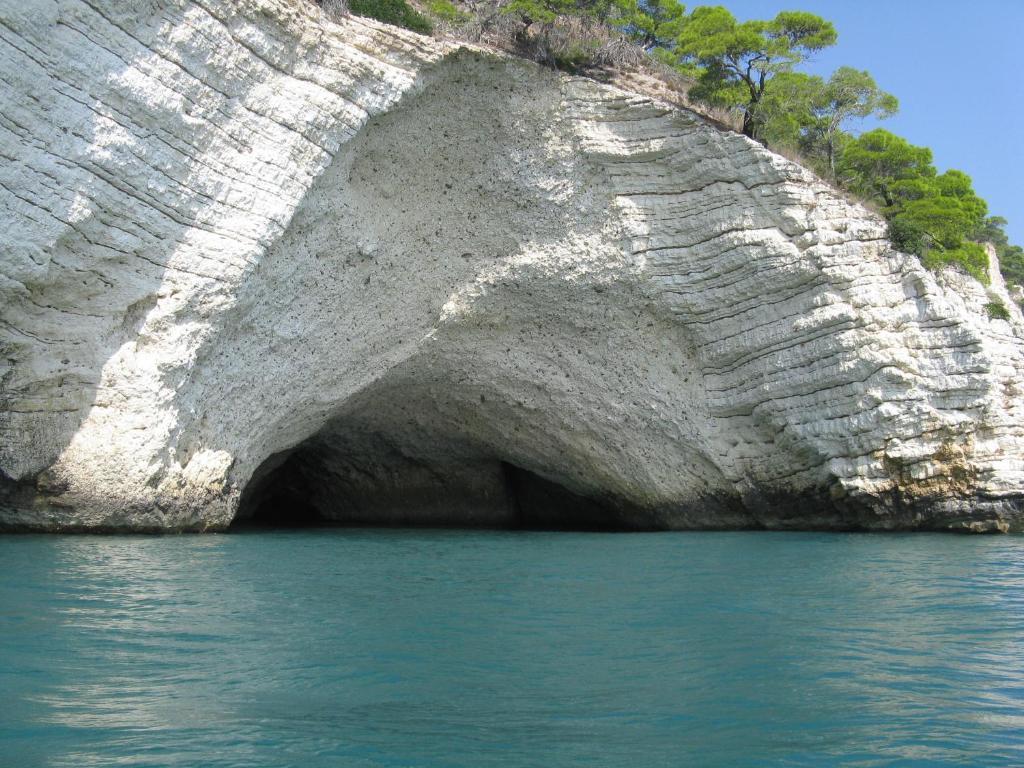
985, 300, 1011, 321
976, 216, 1024, 289
755, 67, 897, 181
667, 7, 837, 140
499, 0, 640, 70
426, 0, 470, 23
838, 129, 991, 281
348, 0, 433, 33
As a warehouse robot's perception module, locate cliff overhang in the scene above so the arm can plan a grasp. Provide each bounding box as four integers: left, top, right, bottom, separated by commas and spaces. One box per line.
1, 1, 1023, 532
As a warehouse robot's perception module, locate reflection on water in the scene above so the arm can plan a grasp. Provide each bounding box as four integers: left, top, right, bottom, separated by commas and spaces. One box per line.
1, 531, 1023, 767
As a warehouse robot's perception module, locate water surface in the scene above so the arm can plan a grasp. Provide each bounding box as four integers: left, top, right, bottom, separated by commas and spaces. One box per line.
1, 530, 1023, 766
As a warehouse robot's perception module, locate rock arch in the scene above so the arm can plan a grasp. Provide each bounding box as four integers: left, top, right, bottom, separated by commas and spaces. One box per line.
2, 1, 1023, 532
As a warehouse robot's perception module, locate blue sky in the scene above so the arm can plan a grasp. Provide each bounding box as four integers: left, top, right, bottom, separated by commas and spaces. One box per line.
711, 0, 1022, 243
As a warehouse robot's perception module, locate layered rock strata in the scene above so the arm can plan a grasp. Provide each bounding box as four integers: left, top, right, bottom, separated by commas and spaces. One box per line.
2, 0, 1023, 532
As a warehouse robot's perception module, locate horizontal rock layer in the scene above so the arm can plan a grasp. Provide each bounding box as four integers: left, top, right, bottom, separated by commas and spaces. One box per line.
2, 0, 1023, 532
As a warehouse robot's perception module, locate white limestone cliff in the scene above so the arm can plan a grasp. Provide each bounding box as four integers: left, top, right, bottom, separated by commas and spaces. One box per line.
2, 0, 1023, 532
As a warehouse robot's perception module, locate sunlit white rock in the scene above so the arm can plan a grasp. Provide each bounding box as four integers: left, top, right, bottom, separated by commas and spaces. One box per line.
1, 0, 1022, 531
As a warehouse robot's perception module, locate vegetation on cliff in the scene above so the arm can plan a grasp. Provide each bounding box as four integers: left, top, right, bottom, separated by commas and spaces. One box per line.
317, 0, 1022, 295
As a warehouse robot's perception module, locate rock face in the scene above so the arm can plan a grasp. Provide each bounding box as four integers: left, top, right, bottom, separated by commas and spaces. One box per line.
2, 0, 1024, 532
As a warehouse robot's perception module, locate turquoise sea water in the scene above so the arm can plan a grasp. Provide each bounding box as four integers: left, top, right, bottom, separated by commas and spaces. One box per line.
1, 530, 1023, 767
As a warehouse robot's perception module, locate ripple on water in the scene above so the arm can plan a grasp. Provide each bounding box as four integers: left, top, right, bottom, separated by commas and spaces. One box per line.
1, 530, 1023, 767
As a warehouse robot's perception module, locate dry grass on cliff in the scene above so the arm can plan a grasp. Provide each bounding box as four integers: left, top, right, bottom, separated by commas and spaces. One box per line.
418, 0, 742, 132
309, 0, 741, 133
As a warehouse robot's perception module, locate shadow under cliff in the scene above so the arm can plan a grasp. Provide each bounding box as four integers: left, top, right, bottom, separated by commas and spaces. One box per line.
233, 445, 629, 531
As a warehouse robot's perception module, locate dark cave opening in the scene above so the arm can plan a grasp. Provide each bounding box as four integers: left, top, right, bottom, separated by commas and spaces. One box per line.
231, 441, 628, 531
501, 463, 626, 531
234, 449, 325, 528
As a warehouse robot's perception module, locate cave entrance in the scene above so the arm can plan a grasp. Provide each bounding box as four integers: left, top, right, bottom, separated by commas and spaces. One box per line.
231, 436, 628, 531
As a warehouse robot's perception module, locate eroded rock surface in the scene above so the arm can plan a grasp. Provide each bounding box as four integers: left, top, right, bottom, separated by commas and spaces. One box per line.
2, 0, 1024, 532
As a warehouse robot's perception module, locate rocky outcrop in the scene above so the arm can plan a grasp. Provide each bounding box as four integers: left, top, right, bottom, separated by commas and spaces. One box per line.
2, 0, 1023, 532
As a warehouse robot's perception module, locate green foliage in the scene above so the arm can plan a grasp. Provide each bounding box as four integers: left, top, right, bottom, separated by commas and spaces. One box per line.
751, 70, 822, 150
668, 6, 837, 138
836, 128, 934, 209
348, 0, 433, 33
753, 67, 896, 180
921, 241, 989, 283
985, 301, 1011, 321
822, 67, 898, 124
897, 173, 987, 251
838, 129, 992, 281
798, 67, 897, 178
616, 0, 684, 50
975, 215, 1012, 246
499, 0, 641, 71
503, 0, 569, 25
503, 0, 630, 25
999, 244, 1024, 288
426, 0, 470, 22
973, 216, 1024, 288
886, 216, 926, 256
